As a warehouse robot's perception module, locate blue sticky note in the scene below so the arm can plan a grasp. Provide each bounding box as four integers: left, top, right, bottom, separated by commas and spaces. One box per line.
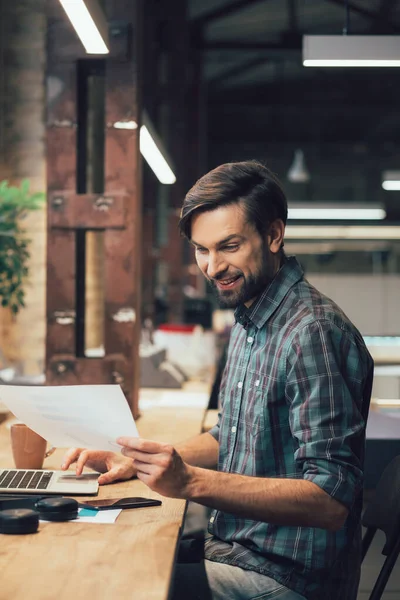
79, 508, 99, 517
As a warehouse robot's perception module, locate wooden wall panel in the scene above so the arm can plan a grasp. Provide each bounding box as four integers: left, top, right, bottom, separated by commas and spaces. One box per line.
46, 51, 77, 366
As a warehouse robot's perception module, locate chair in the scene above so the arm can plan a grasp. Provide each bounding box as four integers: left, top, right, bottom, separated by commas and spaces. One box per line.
361, 455, 400, 600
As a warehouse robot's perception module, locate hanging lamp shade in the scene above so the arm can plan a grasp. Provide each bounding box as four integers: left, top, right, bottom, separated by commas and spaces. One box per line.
303, 35, 400, 67
382, 171, 400, 191
287, 149, 310, 183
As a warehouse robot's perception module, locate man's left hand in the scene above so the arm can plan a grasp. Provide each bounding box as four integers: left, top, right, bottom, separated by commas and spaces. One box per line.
117, 437, 193, 498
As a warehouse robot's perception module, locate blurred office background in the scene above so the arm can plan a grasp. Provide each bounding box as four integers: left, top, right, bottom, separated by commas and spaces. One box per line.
1, 2, 400, 595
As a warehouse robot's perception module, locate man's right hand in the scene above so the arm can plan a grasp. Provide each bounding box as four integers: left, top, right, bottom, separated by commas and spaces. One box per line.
61, 448, 137, 485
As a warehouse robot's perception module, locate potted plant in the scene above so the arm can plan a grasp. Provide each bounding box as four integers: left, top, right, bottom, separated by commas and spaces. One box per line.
0, 179, 45, 314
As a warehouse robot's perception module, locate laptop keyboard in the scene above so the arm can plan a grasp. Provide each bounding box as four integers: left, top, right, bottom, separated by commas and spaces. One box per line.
0, 470, 53, 490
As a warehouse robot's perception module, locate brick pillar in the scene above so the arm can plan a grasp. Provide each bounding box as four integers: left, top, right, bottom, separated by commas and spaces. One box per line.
0, 0, 46, 375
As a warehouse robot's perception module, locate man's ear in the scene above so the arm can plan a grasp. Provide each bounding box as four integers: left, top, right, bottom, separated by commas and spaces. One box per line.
267, 219, 285, 254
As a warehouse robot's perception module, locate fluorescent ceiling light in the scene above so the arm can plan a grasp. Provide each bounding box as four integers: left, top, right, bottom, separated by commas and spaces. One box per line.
140, 113, 176, 185
285, 241, 390, 255
59, 0, 109, 54
285, 226, 400, 240
303, 36, 400, 67
383, 182, 400, 191
288, 203, 386, 220
382, 170, 400, 191
110, 115, 176, 184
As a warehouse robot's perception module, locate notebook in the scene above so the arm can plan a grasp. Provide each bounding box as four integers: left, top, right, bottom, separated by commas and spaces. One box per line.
0, 468, 99, 495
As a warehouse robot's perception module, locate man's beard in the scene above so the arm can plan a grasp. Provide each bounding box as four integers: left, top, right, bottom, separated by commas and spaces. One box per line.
208, 253, 276, 309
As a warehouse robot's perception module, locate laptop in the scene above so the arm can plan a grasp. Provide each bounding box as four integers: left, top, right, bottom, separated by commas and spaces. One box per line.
0, 468, 99, 495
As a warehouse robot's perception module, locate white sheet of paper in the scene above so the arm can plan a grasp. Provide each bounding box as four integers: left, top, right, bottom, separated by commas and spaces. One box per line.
39, 508, 122, 524
0, 384, 139, 450
72, 508, 122, 523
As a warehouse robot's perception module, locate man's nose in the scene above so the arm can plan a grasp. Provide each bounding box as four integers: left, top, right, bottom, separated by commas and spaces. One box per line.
206, 253, 226, 279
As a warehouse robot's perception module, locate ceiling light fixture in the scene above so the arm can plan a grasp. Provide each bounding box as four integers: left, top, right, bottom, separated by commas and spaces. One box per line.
59, 0, 109, 54
111, 114, 176, 184
285, 225, 400, 240
288, 203, 386, 220
287, 149, 310, 183
140, 112, 176, 185
382, 171, 400, 191
303, 1, 400, 68
303, 35, 400, 67
113, 121, 138, 130
285, 241, 390, 255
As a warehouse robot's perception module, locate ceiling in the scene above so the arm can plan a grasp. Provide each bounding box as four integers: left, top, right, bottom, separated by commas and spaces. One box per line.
185, 0, 400, 237
188, 0, 400, 140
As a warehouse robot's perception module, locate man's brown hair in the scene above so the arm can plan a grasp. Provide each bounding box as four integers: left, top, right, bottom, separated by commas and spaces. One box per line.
179, 160, 288, 240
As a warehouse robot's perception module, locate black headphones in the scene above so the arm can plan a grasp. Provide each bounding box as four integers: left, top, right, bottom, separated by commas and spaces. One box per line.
0, 498, 79, 534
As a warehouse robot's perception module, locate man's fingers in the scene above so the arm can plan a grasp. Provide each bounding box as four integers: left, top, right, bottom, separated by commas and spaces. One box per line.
136, 471, 151, 486
97, 470, 118, 485
117, 437, 167, 454
97, 464, 133, 485
75, 450, 91, 476
61, 448, 82, 470
120, 448, 165, 463
132, 459, 153, 475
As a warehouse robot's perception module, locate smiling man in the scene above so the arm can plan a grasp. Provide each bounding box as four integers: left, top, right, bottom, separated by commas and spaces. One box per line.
191, 204, 279, 308
63, 161, 373, 600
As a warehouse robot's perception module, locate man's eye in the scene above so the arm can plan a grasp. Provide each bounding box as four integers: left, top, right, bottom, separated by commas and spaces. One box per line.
195, 247, 207, 254
224, 245, 239, 252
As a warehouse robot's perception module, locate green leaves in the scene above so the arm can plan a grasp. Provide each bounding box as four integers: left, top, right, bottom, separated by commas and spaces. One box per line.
0, 180, 45, 313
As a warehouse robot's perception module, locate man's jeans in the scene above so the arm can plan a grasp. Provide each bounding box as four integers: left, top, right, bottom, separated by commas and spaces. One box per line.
171, 539, 306, 600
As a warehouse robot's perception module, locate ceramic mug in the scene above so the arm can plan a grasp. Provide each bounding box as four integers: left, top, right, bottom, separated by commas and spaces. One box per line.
10, 423, 56, 469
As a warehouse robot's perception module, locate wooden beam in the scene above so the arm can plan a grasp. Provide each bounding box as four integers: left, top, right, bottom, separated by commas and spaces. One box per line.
103, 1, 143, 417
371, 0, 400, 32
46, 0, 144, 419
203, 40, 300, 51
287, 0, 298, 33
208, 72, 398, 105
208, 56, 270, 87
325, 0, 400, 33
48, 192, 127, 229
192, 0, 269, 28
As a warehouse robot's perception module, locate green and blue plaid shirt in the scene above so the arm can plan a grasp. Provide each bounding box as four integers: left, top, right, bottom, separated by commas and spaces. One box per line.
205, 256, 373, 600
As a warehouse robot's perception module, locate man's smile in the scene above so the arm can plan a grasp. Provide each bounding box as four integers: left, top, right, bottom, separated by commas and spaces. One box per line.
214, 274, 242, 290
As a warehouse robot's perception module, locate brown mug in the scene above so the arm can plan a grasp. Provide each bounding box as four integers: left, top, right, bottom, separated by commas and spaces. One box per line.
10, 423, 56, 469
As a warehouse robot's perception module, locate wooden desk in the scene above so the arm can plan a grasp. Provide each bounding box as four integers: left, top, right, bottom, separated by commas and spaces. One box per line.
0, 386, 209, 600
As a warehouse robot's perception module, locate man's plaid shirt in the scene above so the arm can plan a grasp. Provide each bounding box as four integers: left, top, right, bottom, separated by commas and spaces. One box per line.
205, 256, 373, 600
